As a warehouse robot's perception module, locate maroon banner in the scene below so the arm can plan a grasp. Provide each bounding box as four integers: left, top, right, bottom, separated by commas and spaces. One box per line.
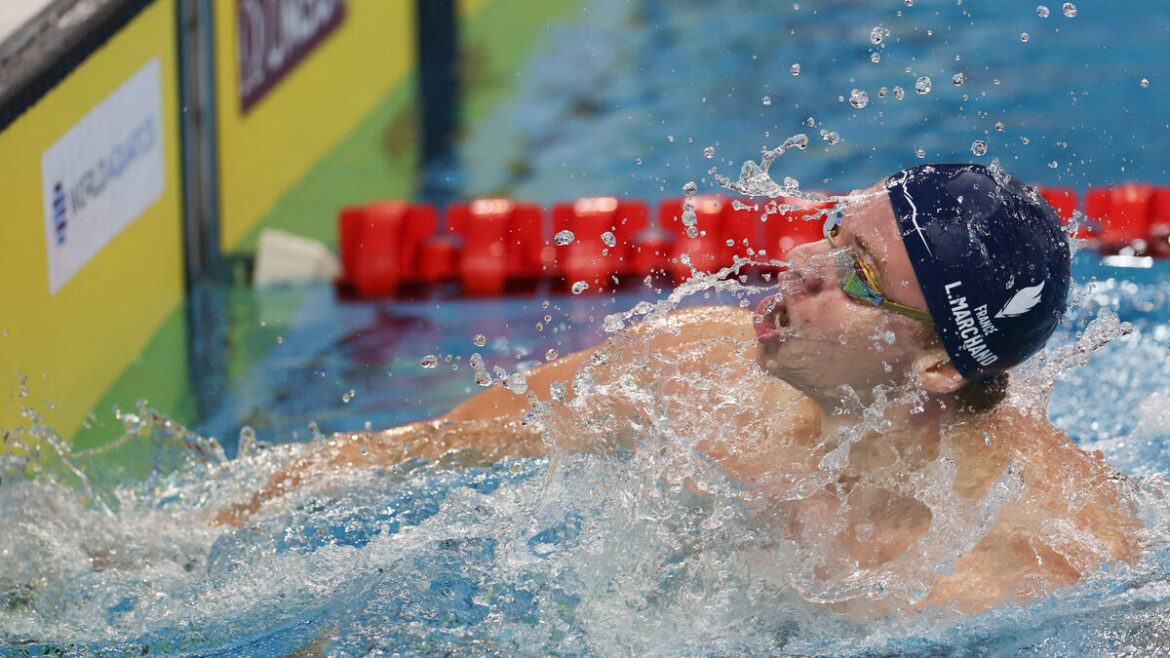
237, 0, 346, 113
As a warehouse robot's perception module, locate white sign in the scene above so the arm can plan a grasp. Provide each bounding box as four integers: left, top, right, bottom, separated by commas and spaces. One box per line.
41, 57, 165, 295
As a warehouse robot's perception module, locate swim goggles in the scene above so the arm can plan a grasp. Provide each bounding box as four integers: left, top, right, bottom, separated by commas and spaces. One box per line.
822, 211, 935, 326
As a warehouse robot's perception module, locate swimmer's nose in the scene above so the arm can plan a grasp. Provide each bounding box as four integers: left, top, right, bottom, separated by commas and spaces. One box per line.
784, 241, 832, 294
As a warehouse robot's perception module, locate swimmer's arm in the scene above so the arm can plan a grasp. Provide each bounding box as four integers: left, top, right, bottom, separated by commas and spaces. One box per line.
442, 305, 759, 423
213, 416, 546, 527
441, 344, 604, 422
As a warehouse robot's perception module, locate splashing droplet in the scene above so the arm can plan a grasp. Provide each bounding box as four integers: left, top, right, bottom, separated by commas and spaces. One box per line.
904, 0, 913, 5
820, 129, 841, 145
1140, 78, 1150, 88
473, 334, 486, 347
892, 86, 905, 100
1036, 5, 1050, 17
791, 63, 801, 75
545, 348, 559, 361
915, 76, 932, 94
878, 86, 888, 98
506, 371, 528, 394
870, 53, 881, 63
952, 72, 965, 86
849, 89, 869, 109
1020, 32, 1030, 42
420, 355, 438, 368
601, 231, 616, 247
869, 26, 884, 45
703, 146, 716, 159
971, 140, 988, 156
685, 226, 699, 239
1062, 2, 1077, 17
571, 281, 589, 294
762, 95, 772, 105
554, 230, 575, 246
915, 147, 926, 158
995, 121, 1005, 131
474, 369, 493, 387
682, 181, 698, 196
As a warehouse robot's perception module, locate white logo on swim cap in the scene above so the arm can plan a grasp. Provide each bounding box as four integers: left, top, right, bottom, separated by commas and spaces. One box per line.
995, 281, 1046, 319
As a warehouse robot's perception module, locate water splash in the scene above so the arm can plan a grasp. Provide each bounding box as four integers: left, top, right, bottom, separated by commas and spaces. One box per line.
713, 133, 813, 198
3, 258, 1170, 654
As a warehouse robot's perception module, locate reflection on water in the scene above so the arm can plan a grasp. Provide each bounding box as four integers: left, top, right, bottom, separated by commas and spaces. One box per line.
2, 258, 1170, 655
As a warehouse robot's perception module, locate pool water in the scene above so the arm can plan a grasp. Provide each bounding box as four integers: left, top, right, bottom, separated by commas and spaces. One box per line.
3, 256, 1170, 655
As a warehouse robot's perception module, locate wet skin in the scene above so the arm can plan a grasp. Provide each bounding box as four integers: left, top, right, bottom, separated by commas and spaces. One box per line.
222, 182, 1141, 615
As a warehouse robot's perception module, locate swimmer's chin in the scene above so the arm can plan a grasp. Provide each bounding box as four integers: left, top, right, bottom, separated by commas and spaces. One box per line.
754, 341, 787, 377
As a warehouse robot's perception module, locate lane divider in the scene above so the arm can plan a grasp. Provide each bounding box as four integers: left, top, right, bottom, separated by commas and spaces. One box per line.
337, 186, 1170, 297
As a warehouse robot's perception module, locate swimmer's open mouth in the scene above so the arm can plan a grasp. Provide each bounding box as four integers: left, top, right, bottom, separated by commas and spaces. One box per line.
754, 295, 790, 342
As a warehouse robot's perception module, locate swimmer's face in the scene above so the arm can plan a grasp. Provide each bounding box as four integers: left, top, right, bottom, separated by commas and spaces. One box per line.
755, 180, 934, 400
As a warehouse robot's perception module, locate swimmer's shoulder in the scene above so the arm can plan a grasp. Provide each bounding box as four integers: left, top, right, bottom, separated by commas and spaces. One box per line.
960, 405, 1142, 562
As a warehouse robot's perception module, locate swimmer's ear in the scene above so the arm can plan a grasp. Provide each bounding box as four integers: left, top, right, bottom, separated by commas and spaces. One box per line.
912, 349, 964, 394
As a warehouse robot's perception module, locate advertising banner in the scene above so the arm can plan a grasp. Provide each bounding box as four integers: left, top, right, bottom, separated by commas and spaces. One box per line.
237, 0, 346, 112
40, 57, 165, 295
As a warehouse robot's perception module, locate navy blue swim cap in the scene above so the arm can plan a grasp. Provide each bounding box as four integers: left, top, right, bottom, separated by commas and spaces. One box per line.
886, 163, 1071, 380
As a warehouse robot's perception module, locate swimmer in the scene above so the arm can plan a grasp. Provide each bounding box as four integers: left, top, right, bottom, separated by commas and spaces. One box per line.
217, 163, 1140, 614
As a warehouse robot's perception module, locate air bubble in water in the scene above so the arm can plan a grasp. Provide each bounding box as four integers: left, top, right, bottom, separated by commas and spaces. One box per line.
420, 355, 438, 368
703, 146, 716, 159
1037, 5, 1050, 17
915, 76, 932, 94
952, 72, 965, 85
791, 63, 801, 75
849, 89, 869, 108
1020, 32, 1030, 42
473, 334, 486, 347
545, 349, 559, 361
971, 140, 988, 156
571, 281, 589, 294
915, 147, 926, 158
601, 231, 616, 247
869, 26, 884, 44
1062, 2, 1077, 17
893, 86, 905, 100
762, 95, 772, 105
682, 181, 698, 196
554, 230, 575, 246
